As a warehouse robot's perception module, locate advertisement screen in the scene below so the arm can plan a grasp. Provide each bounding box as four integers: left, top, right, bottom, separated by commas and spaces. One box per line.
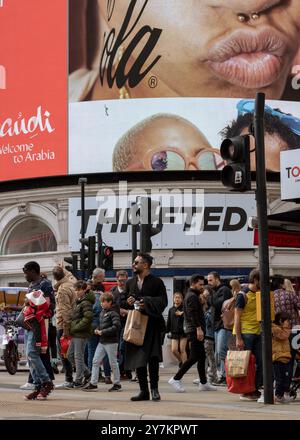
0, 0, 68, 182
1, 0, 300, 182
69, 0, 300, 175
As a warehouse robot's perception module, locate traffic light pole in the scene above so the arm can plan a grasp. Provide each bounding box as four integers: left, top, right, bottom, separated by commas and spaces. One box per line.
78, 177, 87, 277
254, 92, 273, 404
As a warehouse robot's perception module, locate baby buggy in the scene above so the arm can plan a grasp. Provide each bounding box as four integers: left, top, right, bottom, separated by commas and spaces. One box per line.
289, 350, 300, 400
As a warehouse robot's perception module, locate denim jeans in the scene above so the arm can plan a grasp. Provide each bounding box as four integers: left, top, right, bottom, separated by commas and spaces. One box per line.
87, 334, 111, 376
214, 328, 231, 378
68, 337, 90, 383
91, 342, 120, 386
242, 333, 263, 389
25, 330, 50, 385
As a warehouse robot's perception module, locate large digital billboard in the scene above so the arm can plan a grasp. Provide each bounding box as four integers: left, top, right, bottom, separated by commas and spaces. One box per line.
0, 0, 68, 182
1, 0, 300, 182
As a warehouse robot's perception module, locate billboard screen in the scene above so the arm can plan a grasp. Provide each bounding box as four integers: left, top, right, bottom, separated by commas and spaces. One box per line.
0, 0, 68, 182
1, 0, 300, 182
69, 0, 300, 175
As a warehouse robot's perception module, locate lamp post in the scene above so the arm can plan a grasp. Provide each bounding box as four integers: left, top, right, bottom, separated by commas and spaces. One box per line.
78, 177, 87, 277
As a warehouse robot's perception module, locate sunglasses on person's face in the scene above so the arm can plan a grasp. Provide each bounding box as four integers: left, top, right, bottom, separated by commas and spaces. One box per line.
124, 147, 224, 171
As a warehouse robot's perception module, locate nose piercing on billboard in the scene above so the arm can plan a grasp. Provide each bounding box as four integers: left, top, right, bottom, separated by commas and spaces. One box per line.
237, 12, 260, 22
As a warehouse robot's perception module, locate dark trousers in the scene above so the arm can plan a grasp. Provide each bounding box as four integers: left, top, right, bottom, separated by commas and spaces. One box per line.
136, 357, 159, 391
57, 329, 73, 383
273, 361, 290, 397
174, 334, 207, 384
242, 333, 262, 390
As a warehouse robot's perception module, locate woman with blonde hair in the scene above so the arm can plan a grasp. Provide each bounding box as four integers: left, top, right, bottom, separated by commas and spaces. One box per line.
284, 279, 295, 294
229, 279, 241, 298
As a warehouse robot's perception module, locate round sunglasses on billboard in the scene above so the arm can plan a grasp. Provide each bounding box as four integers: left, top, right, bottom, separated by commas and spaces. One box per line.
149, 148, 224, 171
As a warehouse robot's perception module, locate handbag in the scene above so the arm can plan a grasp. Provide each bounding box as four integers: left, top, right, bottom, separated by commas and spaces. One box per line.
60, 336, 72, 358
123, 309, 148, 346
226, 353, 256, 394
226, 350, 251, 378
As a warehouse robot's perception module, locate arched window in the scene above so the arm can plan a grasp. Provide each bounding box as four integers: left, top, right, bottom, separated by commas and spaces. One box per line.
3, 217, 57, 255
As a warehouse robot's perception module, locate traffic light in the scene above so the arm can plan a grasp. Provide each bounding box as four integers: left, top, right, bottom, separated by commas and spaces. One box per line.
79, 235, 96, 276
64, 254, 78, 275
220, 135, 251, 191
100, 245, 114, 271
138, 197, 161, 253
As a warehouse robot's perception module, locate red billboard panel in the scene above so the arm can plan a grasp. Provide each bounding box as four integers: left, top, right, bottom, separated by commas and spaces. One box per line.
0, 0, 68, 182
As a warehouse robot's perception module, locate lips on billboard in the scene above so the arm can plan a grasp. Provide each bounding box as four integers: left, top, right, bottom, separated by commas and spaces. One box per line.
69, 0, 300, 102
0, 0, 68, 182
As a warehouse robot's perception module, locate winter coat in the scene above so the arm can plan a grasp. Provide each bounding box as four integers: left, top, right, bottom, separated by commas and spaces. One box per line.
166, 305, 185, 339
54, 276, 76, 333
204, 308, 215, 340
70, 290, 95, 338
211, 284, 232, 331
184, 288, 206, 335
272, 323, 291, 364
124, 274, 167, 370
98, 308, 121, 344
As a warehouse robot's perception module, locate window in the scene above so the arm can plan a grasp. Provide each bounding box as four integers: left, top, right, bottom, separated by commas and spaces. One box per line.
3, 217, 57, 255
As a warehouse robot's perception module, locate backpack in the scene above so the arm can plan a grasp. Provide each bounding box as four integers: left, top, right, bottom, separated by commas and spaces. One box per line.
221, 292, 248, 330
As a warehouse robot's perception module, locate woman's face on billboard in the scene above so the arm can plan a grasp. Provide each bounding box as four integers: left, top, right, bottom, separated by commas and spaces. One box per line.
99, 0, 300, 99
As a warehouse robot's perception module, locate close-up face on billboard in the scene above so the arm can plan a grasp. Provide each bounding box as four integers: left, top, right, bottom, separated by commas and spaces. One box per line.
1, 0, 300, 182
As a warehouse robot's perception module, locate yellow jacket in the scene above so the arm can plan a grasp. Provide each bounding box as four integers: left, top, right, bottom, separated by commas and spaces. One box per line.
272, 323, 291, 364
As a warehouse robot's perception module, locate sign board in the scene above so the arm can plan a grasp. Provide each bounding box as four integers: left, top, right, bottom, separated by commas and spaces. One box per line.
280, 149, 300, 201
68, 192, 256, 251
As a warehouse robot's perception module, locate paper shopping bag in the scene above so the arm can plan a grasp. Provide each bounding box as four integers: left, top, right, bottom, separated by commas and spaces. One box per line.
226, 350, 251, 378
123, 309, 148, 346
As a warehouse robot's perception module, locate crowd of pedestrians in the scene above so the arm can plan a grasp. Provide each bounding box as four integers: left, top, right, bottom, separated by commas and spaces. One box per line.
4, 259, 300, 404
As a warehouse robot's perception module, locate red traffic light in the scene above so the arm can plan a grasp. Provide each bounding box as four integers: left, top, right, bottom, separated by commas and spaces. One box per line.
104, 247, 111, 257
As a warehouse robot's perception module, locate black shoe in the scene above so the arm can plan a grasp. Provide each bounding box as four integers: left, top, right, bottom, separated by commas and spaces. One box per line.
73, 381, 84, 389
130, 390, 150, 401
52, 364, 59, 375
83, 372, 91, 385
151, 388, 161, 401
81, 383, 98, 392
108, 383, 122, 392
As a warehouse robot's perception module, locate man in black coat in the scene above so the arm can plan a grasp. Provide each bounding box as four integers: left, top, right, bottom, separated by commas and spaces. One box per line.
124, 253, 167, 402
168, 274, 217, 393
207, 271, 232, 385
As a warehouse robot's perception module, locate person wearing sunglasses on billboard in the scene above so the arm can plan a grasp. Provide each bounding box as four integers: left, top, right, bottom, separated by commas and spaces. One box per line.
69, 0, 300, 102
112, 113, 224, 172
220, 99, 300, 172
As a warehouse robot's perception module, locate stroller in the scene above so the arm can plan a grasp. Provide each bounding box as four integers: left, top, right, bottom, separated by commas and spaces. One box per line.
289, 350, 300, 400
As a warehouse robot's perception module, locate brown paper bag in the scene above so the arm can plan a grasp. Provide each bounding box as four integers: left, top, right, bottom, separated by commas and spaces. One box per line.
226, 350, 251, 378
123, 309, 149, 346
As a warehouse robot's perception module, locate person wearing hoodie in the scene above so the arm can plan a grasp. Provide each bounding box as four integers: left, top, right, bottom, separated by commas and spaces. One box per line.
68, 280, 95, 388
272, 311, 292, 404
207, 271, 232, 385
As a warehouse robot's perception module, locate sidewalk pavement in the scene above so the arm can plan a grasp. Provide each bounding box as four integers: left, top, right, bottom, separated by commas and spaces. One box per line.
0, 367, 299, 420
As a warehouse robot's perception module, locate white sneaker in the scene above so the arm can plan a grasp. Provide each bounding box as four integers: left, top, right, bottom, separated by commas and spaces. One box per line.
20, 382, 35, 390
257, 393, 264, 403
168, 377, 185, 393
284, 392, 292, 402
199, 382, 217, 391
55, 381, 73, 389
193, 378, 200, 385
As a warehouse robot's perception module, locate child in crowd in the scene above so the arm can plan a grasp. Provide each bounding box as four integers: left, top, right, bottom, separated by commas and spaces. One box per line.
166, 292, 187, 367
272, 311, 292, 403
82, 292, 122, 392
201, 286, 218, 384
68, 280, 94, 388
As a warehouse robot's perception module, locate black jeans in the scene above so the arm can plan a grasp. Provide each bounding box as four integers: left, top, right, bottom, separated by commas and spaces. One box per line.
136, 357, 159, 391
57, 329, 73, 383
174, 333, 207, 384
273, 361, 290, 397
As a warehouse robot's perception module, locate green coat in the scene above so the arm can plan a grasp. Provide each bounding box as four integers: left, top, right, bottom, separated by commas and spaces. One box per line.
70, 290, 95, 338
